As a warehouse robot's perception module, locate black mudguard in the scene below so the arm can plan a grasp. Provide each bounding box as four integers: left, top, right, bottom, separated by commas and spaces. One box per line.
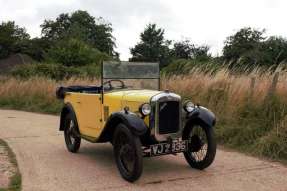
106, 111, 148, 136
59, 103, 77, 131
97, 111, 148, 143
185, 106, 216, 128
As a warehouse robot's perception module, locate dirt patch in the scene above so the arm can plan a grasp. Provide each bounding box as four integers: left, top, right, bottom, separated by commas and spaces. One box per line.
0, 140, 17, 189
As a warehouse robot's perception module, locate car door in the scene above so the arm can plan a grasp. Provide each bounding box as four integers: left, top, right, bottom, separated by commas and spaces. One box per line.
76, 93, 103, 139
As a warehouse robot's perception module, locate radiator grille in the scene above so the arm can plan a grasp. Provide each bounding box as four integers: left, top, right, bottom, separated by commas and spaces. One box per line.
158, 101, 180, 134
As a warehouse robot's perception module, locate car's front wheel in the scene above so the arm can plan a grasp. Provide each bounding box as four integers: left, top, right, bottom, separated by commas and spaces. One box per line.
183, 121, 216, 170
64, 113, 81, 153
113, 123, 143, 182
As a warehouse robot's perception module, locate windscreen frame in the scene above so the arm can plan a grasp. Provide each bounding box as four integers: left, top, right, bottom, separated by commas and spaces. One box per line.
101, 61, 160, 103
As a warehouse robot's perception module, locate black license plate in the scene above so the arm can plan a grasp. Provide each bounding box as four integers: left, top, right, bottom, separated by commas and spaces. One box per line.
150, 140, 188, 156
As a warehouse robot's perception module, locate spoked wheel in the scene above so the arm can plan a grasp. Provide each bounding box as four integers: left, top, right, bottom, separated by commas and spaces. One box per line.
183, 122, 216, 169
113, 123, 143, 182
64, 113, 81, 153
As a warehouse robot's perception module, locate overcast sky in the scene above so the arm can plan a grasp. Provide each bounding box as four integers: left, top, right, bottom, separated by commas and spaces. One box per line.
0, 0, 286, 60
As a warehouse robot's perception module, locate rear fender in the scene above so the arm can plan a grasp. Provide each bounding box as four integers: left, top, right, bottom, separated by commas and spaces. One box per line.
59, 103, 77, 131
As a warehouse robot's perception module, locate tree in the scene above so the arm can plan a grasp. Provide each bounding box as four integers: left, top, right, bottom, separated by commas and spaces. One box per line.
260, 36, 287, 67
23, 38, 51, 61
0, 21, 30, 58
223, 27, 287, 70
172, 40, 211, 61
130, 24, 172, 68
172, 40, 194, 59
192, 46, 211, 61
41, 10, 117, 57
223, 27, 265, 63
46, 38, 109, 67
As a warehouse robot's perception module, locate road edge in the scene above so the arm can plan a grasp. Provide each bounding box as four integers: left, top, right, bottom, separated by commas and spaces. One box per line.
0, 139, 21, 191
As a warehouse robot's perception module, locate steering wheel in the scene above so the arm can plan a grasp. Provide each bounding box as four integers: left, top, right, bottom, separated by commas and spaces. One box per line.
103, 80, 126, 90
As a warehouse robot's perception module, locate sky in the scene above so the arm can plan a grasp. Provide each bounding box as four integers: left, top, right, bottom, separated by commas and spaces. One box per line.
0, 0, 286, 60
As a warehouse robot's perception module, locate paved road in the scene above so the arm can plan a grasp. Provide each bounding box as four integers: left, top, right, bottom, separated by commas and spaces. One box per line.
1, 110, 287, 191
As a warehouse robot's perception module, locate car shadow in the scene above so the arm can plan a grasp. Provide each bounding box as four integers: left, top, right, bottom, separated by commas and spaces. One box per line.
78, 143, 201, 179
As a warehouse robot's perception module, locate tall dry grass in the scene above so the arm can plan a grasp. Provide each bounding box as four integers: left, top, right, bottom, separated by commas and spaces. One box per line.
163, 70, 287, 119
0, 76, 99, 113
0, 69, 287, 161
162, 69, 287, 161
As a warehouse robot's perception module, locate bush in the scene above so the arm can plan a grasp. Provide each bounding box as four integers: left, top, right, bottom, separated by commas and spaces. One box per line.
10, 63, 101, 80
162, 59, 223, 76
11, 63, 80, 80
46, 38, 110, 67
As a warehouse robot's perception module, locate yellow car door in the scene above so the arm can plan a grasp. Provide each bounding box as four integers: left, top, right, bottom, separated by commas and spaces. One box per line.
76, 93, 103, 138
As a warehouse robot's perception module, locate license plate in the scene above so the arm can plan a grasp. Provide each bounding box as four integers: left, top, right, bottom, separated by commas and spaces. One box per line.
149, 139, 188, 156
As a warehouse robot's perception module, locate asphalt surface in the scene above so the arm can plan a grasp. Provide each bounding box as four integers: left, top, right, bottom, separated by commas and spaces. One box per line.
1, 109, 287, 191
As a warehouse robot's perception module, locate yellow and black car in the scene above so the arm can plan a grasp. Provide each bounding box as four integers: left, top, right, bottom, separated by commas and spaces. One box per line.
56, 61, 216, 182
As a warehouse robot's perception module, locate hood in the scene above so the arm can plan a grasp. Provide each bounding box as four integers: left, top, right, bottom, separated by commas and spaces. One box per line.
121, 89, 161, 103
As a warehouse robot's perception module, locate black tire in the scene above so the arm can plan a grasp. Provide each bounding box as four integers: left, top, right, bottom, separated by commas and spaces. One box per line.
63, 113, 81, 153
113, 123, 143, 182
183, 121, 216, 170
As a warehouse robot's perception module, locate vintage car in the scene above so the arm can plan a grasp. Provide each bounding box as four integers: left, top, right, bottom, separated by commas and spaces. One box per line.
56, 61, 216, 182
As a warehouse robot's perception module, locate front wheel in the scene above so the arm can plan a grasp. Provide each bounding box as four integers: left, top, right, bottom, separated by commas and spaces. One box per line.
113, 123, 143, 182
183, 121, 216, 170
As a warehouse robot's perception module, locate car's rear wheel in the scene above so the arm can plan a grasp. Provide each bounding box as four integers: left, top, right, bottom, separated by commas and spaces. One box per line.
183, 121, 216, 169
64, 113, 81, 153
113, 123, 143, 182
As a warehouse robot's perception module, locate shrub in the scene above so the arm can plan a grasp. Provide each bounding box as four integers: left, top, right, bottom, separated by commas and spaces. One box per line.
162, 59, 223, 76
10, 63, 101, 80
10, 63, 82, 80
46, 38, 110, 67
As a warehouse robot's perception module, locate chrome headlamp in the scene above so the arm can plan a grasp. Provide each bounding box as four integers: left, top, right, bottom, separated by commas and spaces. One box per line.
183, 101, 195, 113
139, 103, 151, 116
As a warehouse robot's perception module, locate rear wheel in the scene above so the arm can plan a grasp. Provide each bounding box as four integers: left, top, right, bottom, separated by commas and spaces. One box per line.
183, 121, 216, 169
64, 113, 81, 153
113, 123, 143, 182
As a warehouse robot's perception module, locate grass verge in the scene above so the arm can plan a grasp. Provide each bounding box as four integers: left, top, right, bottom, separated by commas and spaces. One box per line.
0, 139, 21, 191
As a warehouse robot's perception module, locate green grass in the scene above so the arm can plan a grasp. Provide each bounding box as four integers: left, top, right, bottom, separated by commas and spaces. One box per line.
0, 139, 21, 191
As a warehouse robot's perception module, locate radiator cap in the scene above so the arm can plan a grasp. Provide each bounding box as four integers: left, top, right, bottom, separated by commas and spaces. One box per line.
164, 89, 170, 93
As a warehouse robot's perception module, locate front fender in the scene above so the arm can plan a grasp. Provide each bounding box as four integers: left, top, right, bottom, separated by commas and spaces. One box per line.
186, 106, 216, 128
107, 111, 148, 136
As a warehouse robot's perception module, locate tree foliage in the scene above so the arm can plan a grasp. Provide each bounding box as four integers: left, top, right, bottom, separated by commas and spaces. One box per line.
172, 40, 211, 61
223, 27, 265, 61
130, 24, 172, 68
223, 27, 287, 70
3, 14, 287, 75
19, 38, 50, 61
41, 10, 117, 56
260, 36, 287, 67
46, 38, 110, 67
0, 21, 30, 58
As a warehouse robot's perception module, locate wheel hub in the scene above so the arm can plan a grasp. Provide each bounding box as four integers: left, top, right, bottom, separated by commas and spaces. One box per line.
189, 135, 203, 152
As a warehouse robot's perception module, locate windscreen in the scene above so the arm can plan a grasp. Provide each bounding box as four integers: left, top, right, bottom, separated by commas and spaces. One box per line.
102, 61, 160, 90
